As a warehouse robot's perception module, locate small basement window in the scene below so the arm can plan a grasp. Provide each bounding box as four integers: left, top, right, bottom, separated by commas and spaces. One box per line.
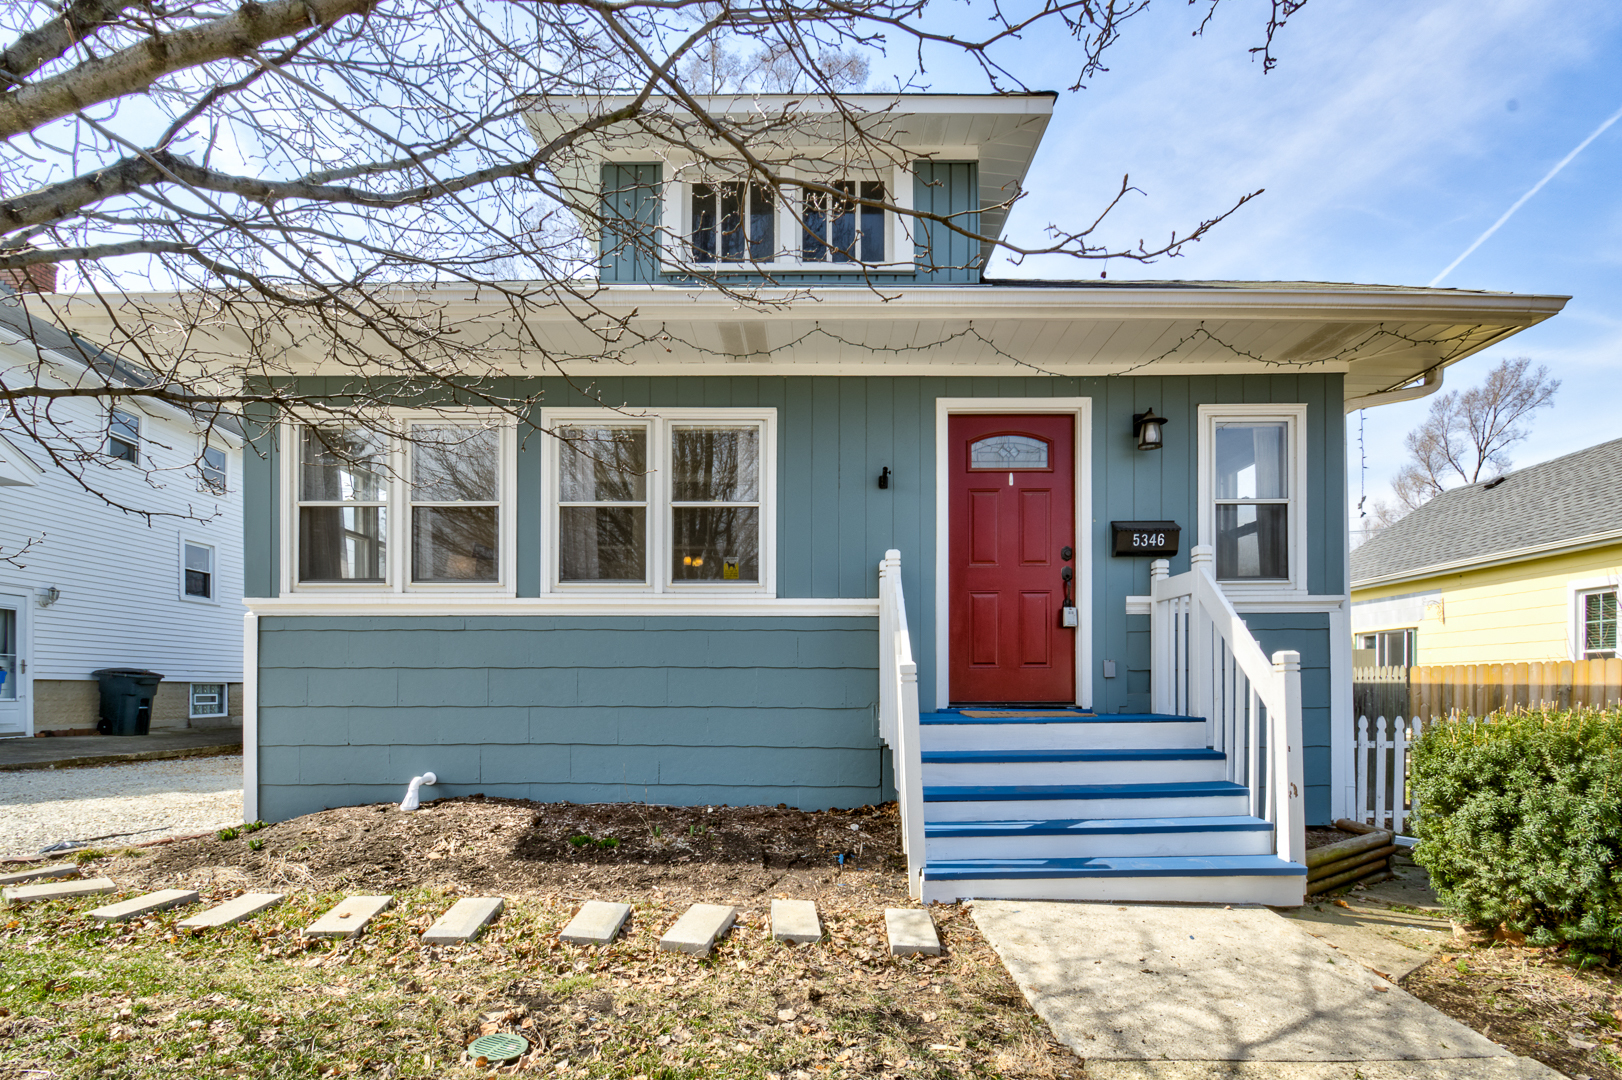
183, 541, 214, 600
108, 409, 139, 463
189, 683, 226, 718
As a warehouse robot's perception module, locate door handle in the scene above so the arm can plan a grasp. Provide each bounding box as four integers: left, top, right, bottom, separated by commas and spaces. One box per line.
1060, 567, 1074, 583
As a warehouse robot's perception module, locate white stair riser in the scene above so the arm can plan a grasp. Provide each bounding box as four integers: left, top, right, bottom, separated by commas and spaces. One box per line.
925, 793, 1250, 821
922, 722, 1206, 752
925, 829, 1275, 861
922, 873, 1305, 906
923, 757, 1223, 786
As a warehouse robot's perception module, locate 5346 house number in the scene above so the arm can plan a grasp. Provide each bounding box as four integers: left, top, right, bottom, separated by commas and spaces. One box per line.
1109, 520, 1181, 557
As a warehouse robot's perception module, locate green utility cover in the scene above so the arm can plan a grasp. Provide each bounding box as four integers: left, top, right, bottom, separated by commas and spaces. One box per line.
468, 1032, 528, 1063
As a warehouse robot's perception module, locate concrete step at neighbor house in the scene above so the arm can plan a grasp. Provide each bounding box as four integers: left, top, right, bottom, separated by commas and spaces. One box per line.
922, 780, 1252, 822
921, 747, 1226, 786
923, 815, 1276, 861
919, 854, 1306, 905
920, 712, 1207, 752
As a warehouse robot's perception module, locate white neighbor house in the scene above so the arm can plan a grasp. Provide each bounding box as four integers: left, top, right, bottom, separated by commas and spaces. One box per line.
0, 290, 244, 738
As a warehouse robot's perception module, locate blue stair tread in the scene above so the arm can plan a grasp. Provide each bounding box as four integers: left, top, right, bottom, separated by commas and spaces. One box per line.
924, 855, 1306, 880
925, 815, 1273, 837
924, 781, 1247, 802
922, 748, 1223, 764
923, 711, 1203, 726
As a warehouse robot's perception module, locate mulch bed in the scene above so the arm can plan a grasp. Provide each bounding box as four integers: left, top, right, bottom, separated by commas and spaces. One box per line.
105, 795, 903, 907
1403, 945, 1622, 1079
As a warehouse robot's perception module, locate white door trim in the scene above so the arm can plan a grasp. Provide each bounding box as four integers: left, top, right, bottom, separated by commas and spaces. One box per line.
0, 587, 34, 737
934, 398, 1094, 710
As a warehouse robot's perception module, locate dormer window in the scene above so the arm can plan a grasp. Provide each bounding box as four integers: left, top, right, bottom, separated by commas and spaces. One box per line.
803, 180, 885, 263
690, 181, 775, 263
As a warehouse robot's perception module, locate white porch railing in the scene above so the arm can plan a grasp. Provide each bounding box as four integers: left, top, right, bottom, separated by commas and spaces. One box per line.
1150, 545, 1306, 868
878, 549, 926, 898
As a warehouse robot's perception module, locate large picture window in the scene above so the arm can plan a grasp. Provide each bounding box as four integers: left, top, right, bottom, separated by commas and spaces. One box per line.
287, 417, 513, 592
546, 409, 774, 593
1198, 405, 1306, 593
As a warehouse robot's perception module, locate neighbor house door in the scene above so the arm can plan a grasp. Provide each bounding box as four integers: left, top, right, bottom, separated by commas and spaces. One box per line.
948, 414, 1076, 703
0, 594, 27, 736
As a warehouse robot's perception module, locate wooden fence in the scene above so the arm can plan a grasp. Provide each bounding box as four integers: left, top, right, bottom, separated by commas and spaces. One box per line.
1355, 660, 1622, 722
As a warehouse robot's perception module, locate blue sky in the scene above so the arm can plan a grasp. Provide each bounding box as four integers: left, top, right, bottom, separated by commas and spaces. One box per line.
943, 0, 1622, 530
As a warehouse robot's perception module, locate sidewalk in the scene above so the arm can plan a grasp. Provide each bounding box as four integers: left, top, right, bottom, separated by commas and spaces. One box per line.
970, 886, 1561, 1079
0, 728, 242, 771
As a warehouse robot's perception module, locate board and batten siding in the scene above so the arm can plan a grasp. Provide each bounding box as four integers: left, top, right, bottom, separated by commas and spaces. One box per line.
246, 373, 1344, 822
599, 161, 981, 285
256, 616, 883, 819
0, 394, 244, 690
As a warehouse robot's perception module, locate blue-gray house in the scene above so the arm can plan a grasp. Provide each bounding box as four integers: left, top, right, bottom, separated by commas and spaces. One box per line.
230, 94, 1565, 903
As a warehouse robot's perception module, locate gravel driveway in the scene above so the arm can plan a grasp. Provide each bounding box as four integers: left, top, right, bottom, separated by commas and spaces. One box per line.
0, 756, 244, 857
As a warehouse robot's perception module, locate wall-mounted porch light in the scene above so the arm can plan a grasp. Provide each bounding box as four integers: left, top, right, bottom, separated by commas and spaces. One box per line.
35, 586, 60, 608
1132, 409, 1168, 451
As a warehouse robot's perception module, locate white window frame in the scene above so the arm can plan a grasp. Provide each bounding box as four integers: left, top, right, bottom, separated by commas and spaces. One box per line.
1196, 403, 1309, 597
198, 440, 228, 494
189, 682, 228, 719
658, 162, 915, 274
278, 412, 518, 596
179, 537, 217, 604
108, 408, 140, 464
539, 407, 777, 597
1574, 583, 1619, 661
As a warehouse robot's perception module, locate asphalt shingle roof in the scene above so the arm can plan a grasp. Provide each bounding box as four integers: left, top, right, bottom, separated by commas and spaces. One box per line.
1350, 437, 1622, 586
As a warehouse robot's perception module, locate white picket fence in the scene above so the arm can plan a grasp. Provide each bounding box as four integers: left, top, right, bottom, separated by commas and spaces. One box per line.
1352, 714, 1427, 836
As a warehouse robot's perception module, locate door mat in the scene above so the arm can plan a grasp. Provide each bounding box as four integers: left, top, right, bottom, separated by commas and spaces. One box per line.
958, 710, 1097, 718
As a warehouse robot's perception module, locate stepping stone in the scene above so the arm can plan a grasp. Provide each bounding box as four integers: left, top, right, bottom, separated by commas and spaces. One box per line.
304, 895, 393, 939
659, 903, 736, 956
771, 899, 823, 944
178, 892, 285, 929
0, 862, 78, 886
885, 908, 942, 956
88, 889, 200, 922
423, 897, 504, 944
2, 877, 116, 905
560, 900, 631, 946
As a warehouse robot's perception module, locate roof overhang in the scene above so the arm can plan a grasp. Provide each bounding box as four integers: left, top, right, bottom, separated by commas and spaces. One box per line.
523, 93, 1056, 265
1352, 528, 1622, 591
46, 280, 1566, 400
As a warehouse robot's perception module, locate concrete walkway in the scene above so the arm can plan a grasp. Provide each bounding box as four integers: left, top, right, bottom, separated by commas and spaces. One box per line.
0, 728, 241, 771
971, 897, 1561, 1079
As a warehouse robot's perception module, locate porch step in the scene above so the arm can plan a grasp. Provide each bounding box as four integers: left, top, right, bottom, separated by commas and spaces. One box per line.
923, 780, 1250, 821
921, 747, 1225, 786
920, 712, 1207, 752
919, 854, 1305, 905
924, 815, 1275, 860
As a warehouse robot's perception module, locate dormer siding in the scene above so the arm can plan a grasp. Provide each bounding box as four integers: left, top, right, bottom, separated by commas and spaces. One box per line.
599, 161, 981, 285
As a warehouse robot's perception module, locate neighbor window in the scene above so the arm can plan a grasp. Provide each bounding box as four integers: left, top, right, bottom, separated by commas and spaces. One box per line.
189, 683, 226, 718
1200, 405, 1304, 589
0, 608, 15, 702
690, 181, 775, 263
182, 541, 214, 600
108, 409, 139, 463
297, 426, 388, 583
199, 444, 227, 493
549, 410, 772, 591
1581, 589, 1617, 660
1358, 629, 1416, 668
802, 180, 885, 263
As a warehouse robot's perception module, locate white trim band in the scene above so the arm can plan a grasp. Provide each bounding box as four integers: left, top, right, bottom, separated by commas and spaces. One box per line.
244, 596, 878, 618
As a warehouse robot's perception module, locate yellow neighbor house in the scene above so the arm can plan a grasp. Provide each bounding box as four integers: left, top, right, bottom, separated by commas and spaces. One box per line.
1350, 438, 1622, 667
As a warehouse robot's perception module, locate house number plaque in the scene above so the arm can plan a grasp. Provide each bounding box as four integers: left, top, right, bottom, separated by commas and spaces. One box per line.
1110, 521, 1181, 557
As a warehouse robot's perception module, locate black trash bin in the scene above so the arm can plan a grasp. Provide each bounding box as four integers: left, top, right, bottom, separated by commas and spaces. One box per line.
91, 668, 164, 736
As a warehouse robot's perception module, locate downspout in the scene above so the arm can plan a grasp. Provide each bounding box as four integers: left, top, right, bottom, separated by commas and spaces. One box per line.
1343, 366, 1445, 413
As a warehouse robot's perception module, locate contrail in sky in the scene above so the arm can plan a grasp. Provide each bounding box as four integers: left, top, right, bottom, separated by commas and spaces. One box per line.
1429, 101, 1622, 287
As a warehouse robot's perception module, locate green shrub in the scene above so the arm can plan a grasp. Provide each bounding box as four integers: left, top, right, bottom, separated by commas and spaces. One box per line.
217, 826, 241, 841
1411, 706, 1622, 964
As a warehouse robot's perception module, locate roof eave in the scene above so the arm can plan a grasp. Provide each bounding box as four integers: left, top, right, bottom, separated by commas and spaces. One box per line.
1352, 529, 1622, 591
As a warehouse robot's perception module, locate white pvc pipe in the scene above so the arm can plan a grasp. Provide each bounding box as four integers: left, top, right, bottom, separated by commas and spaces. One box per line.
399, 771, 437, 811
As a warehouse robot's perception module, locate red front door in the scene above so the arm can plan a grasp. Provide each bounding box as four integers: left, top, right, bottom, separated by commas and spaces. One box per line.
948, 414, 1076, 704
